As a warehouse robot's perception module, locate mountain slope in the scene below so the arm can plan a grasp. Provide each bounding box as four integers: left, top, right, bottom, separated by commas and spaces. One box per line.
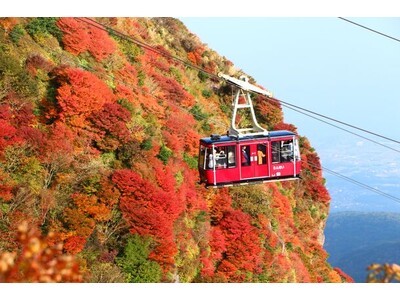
0, 17, 350, 283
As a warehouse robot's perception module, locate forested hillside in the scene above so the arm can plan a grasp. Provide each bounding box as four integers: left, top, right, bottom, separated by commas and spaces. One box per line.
0, 17, 352, 282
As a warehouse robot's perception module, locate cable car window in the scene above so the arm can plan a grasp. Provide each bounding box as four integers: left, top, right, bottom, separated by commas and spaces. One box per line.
206, 147, 215, 169
241, 145, 250, 166
199, 145, 206, 169
257, 144, 267, 165
294, 139, 300, 161
272, 140, 295, 163
205, 146, 235, 169
272, 142, 280, 163
227, 146, 236, 168
281, 141, 294, 162
215, 146, 227, 168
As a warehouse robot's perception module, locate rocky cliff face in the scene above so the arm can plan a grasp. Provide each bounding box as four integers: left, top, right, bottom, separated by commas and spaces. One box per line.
0, 17, 352, 282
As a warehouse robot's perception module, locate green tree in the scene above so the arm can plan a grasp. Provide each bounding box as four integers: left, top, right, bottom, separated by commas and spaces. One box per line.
116, 235, 162, 283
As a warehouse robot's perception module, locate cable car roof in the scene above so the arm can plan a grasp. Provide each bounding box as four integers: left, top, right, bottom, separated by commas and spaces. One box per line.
200, 130, 297, 145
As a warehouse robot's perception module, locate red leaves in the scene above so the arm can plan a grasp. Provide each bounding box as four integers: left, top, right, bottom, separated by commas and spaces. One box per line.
112, 169, 184, 272
209, 226, 226, 261
274, 122, 298, 134
63, 236, 86, 255
0, 105, 25, 158
151, 72, 195, 107
187, 46, 204, 66
57, 18, 116, 61
163, 108, 200, 156
0, 119, 18, 153
213, 209, 263, 281
209, 189, 232, 224
89, 102, 132, 151
219, 210, 253, 241
53, 67, 115, 126
0, 170, 14, 202
254, 95, 283, 128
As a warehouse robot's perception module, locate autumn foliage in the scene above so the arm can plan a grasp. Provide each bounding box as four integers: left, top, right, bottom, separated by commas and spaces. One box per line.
0, 17, 349, 283
0, 222, 82, 282
57, 18, 116, 61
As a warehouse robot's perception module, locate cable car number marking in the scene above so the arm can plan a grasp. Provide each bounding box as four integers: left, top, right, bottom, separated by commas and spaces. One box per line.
273, 165, 285, 170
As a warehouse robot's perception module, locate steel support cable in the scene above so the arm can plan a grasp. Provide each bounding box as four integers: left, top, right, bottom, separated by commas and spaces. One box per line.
338, 17, 400, 44
307, 161, 400, 205
279, 102, 400, 154
268, 97, 400, 145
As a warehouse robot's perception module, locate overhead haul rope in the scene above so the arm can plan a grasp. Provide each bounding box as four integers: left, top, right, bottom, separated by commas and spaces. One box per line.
338, 17, 400, 44
307, 161, 400, 205
278, 102, 400, 154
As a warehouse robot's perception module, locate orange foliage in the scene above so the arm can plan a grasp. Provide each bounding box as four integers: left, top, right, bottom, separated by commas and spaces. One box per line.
115, 63, 139, 88
57, 18, 116, 61
163, 108, 200, 155
209, 189, 232, 224
187, 47, 204, 66
52, 67, 115, 126
254, 95, 284, 128
0, 17, 18, 32
289, 252, 311, 282
115, 84, 137, 103
209, 226, 226, 261
63, 236, 86, 255
151, 72, 195, 107
63, 207, 95, 239
274, 122, 298, 134
0, 222, 82, 282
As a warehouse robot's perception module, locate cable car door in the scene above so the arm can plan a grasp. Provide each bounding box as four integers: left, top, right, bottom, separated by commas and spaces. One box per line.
240, 142, 269, 180
254, 142, 269, 178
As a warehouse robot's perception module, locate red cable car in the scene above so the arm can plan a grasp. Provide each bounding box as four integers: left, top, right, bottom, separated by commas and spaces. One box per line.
198, 74, 301, 188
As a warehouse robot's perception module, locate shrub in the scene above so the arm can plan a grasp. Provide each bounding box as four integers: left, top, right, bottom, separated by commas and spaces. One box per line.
25, 17, 63, 42
202, 89, 212, 98
183, 152, 197, 169
116, 235, 162, 283
9, 24, 24, 43
189, 104, 207, 121
198, 71, 209, 82
157, 144, 173, 165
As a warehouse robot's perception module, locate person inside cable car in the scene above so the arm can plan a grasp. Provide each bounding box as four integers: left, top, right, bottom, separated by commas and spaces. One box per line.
257, 144, 266, 165
241, 146, 250, 166
207, 148, 217, 169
